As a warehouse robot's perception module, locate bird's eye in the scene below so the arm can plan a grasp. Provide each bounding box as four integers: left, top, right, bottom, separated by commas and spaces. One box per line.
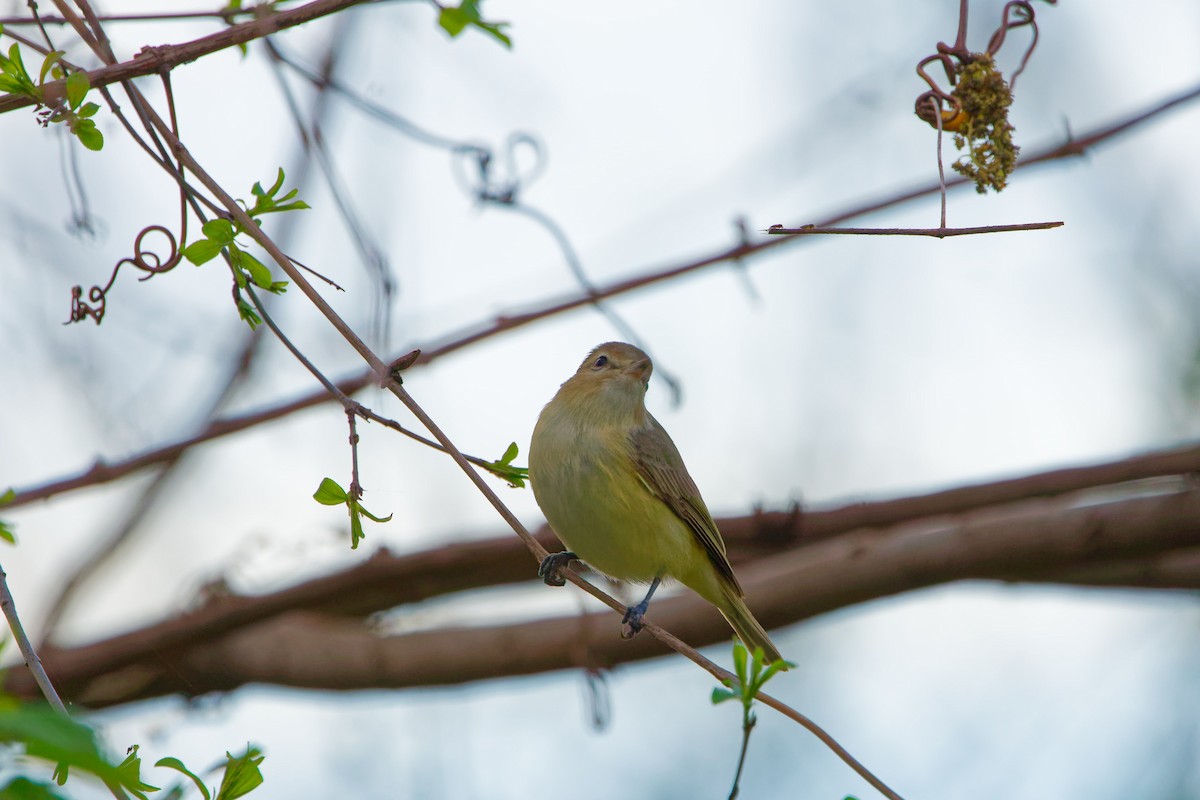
593, 355, 608, 369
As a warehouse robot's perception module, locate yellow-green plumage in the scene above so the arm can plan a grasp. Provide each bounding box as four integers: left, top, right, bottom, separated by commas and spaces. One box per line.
528, 342, 784, 665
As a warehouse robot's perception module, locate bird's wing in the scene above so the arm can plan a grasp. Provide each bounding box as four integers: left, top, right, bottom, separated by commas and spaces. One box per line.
630, 416, 742, 593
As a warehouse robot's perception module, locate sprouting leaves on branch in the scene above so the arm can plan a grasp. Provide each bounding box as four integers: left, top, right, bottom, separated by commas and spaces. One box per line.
0, 26, 103, 151
182, 168, 308, 328
711, 641, 795, 800
436, 1, 512, 49
0, 691, 267, 798
313, 477, 392, 550
482, 442, 530, 488
157, 745, 265, 800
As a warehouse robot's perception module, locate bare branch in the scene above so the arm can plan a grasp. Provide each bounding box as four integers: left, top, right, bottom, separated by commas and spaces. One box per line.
765, 222, 1063, 237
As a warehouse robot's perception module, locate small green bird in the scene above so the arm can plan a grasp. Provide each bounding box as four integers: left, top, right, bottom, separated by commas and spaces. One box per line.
528, 342, 783, 664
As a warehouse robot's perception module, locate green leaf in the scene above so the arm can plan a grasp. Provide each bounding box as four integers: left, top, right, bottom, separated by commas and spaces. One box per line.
0, 520, 15, 545
482, 443, 528, 488
201, 218, 236, 243
732, 640, 748, 682
312, 477, 347, 505
236, 299, 261, 329
245, 169, 308, 217
0, 776, 70, 799
438, 7, 470, 37
7, 43, 27, 79
215, 746, 264, 800
155, 756, 212, 800
0, 74, 26, 94
64, 71, 89, 109
183, 238, 224, 266
71, 119, 103, 151
115, 745, 161, 798
267, 281, 289, 294
473, 21, 511, 47
759, 658, 796, 685
748, 646, 764, 688
349, 508, 365, 549
355, 502, 392, 524
237, 249, 274, 290
38, 50, 64, 85
710, 687, 738, 705
265, 168, 285, 198
259, 200, 309, 215
77, 101, 99, 118
437, 1, 511, 47
0, 704, 140, 793
0, 488, 14, 505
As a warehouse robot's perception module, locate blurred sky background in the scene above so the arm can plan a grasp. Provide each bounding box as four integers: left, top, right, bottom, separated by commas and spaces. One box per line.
2, 0, 1200, 797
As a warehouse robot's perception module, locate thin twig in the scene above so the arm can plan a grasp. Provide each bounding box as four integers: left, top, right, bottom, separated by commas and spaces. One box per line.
346, 407, 362, 503
757, 691, 902, 800
766, 222, 1063, 237
728, 712, 754, 799
0, 565, 68, 714
932, 94, 947, 230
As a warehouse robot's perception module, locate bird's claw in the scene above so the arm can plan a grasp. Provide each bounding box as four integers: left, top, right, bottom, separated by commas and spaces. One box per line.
538, 551, 577, 587
620, 601, 649, 639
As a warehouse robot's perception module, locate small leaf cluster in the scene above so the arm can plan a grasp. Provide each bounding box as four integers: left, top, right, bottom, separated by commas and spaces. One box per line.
950, 54, 1019, 194
437, 1, 512, 48
182, 169, 308, 328
0, 696, 264, 799
313, 477, 392, 550
711, 641, 795, 800
0, 27, 103, 151
711, 642, 793, 713
482, 442, 529, 488
156, 746, 264, 800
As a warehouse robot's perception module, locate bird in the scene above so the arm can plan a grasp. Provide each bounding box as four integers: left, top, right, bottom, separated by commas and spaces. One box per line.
528, 341, 784, 665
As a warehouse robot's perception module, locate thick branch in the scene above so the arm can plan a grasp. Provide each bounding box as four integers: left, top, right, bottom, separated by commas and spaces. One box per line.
4, 441, 1199, 701
8, 487, 1200, 707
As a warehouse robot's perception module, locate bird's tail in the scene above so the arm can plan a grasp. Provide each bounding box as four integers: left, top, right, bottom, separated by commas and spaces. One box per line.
718, 589, 786, 667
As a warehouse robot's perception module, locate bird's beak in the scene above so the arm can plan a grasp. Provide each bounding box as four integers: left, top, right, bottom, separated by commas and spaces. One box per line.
627, 357, 652, 383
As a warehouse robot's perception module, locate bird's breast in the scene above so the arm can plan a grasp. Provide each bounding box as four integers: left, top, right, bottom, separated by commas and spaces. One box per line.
529, 414, 695, 582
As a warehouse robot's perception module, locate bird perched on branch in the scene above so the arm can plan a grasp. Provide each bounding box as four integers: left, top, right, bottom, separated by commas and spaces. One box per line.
529, 341, 784, 665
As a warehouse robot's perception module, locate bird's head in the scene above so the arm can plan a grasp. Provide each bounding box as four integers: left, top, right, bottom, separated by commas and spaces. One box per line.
552, 342, 652, 425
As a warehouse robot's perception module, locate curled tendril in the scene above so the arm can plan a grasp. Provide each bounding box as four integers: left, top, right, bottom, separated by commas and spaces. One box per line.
916, 0, 1053, 121
913, 0, 1055, 193
65, 224, 183, 325
451, 132, 546, 205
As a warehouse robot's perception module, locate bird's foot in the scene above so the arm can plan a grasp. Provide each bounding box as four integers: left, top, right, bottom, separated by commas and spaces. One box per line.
620, 599, 650, 639
538, 551, 577, 587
